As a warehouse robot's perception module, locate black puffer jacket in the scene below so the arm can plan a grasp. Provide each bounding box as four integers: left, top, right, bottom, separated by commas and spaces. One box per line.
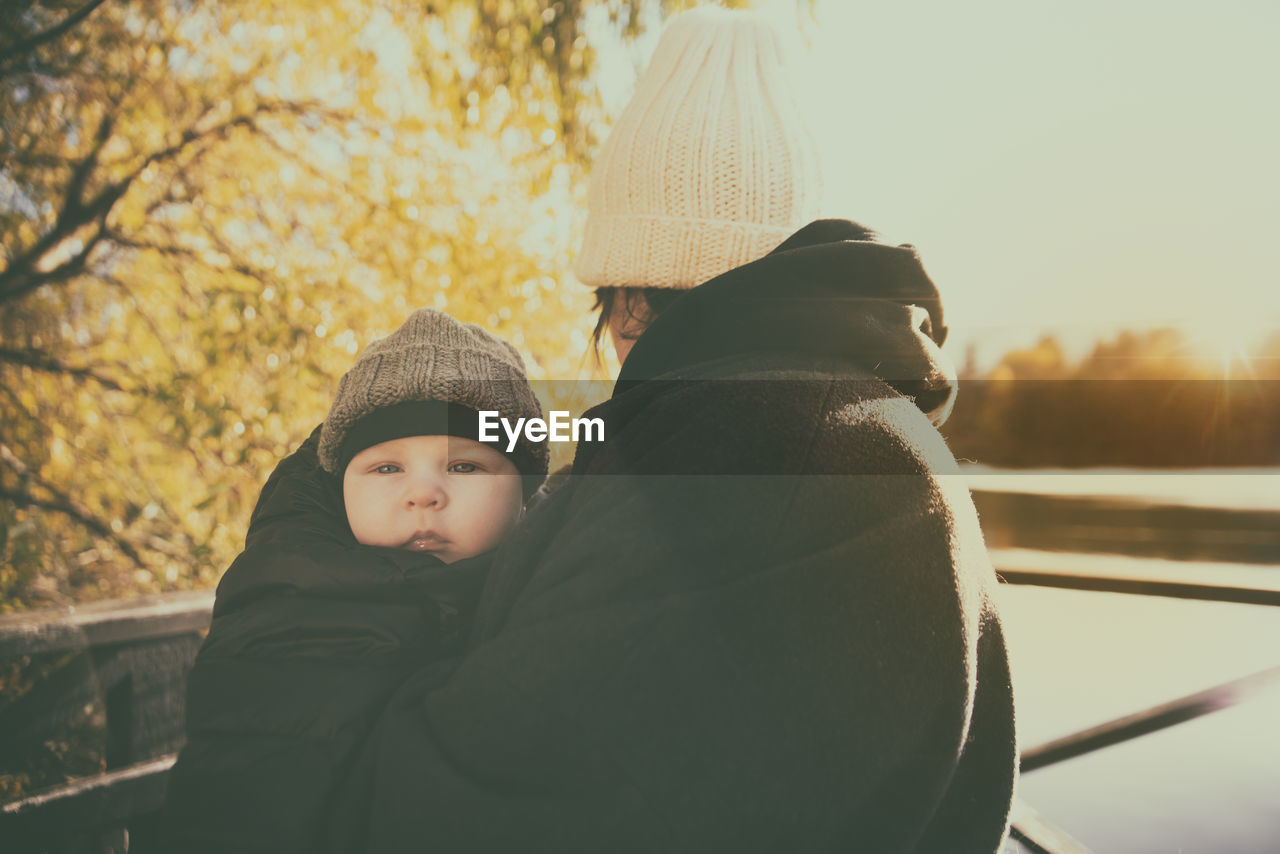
325, 220, 1017, 852
153, 428, 486, 853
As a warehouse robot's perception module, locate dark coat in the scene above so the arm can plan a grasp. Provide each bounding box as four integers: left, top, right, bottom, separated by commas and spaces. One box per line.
152, 428, 485, 853
326, 220, 1017, 853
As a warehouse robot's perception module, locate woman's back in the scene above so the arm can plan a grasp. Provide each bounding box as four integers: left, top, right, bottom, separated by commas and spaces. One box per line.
329, 226, 1015, 852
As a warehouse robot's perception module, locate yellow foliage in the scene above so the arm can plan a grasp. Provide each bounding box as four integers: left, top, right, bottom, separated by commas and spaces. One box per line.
1, 0, 796, 611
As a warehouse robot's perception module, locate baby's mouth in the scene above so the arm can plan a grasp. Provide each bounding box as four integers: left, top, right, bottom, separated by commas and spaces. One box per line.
403, 531, 447, 552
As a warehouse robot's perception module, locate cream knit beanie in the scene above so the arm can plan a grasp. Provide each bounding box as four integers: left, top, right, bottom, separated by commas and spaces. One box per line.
575, 6, 824, 290
318, 308, 547, 479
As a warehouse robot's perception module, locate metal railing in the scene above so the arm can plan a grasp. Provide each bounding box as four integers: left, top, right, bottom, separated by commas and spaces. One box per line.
980, 482, 1280, 854
1004, 662, 1280, 853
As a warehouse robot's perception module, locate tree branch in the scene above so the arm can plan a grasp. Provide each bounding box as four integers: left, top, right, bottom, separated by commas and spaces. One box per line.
256, 130, 383, 211
0, 345, 128, 390
0, 220, 112, 306
0, 381, 35, 420
98, 272, 181, 374
0, 101, 310, 306
0, 0, 111, 73
63, 109, 117, 214
0, 486, 149, 567
108, 232, 273, 296
0, 443, 146, 567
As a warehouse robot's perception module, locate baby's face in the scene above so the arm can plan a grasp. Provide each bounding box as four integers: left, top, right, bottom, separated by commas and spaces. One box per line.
342, 435, 523, 563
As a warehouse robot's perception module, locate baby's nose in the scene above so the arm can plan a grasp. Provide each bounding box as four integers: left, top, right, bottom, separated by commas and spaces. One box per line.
406, 478, 447, 509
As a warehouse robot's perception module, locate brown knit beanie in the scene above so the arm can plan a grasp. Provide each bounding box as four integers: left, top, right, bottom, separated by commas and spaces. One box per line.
318, 309, 548, 491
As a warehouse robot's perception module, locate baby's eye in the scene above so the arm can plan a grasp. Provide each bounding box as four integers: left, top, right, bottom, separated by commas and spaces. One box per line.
448, 461, 480, 474
374, 463, 402, 474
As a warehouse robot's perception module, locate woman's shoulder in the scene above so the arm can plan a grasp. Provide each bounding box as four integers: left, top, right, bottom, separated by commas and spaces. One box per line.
603, 353, 958, 477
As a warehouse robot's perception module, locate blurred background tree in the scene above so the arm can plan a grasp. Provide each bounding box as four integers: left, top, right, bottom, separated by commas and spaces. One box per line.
1, 0, 777, 612
943, 328, 1280, 469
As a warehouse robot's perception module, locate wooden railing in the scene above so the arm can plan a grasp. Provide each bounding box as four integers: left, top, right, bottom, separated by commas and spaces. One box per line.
2, 480, 1278, 853
0, 592, 211, 852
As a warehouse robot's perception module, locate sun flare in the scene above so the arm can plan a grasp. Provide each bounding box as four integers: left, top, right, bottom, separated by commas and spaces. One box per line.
1182, 315, 1272, 378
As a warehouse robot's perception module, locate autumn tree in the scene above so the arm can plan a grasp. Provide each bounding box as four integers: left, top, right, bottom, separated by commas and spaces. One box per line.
1, 0, 779, 611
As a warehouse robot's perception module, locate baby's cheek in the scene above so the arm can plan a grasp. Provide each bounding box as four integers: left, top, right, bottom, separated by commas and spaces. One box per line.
487, 488, 524, 543
343, 488, 387, 546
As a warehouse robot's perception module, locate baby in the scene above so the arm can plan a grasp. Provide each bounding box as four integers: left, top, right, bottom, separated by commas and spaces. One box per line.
317, 307, 548, 561
154, 309, 547, 853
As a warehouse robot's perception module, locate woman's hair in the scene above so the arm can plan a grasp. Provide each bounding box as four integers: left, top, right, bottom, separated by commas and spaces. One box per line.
590, 287, 687, 359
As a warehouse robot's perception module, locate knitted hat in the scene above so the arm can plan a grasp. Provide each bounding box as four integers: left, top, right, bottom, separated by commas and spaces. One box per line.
575, 6, 824, 290
318, 309, 548, 493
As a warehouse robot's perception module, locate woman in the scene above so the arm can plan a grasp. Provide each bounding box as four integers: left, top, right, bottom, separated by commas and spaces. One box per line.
155, 8, 1015, 852
321, 8, 1017, 853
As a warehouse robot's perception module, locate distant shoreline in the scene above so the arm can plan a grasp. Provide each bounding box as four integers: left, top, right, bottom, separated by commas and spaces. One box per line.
958, 464, 1280, 512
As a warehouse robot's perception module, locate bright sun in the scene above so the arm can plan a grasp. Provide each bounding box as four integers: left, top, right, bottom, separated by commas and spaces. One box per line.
1182, 314, 1271, 377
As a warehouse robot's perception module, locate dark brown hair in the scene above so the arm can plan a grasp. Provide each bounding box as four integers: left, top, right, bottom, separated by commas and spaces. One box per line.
590, 287, 688, 360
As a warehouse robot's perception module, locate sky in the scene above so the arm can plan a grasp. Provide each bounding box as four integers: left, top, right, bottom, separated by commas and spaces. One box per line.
801, 0, 1280, 367
598, 1, 1279, 370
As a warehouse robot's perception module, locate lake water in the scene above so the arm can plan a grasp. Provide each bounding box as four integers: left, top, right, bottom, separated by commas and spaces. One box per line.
985, 468, 1280, 852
